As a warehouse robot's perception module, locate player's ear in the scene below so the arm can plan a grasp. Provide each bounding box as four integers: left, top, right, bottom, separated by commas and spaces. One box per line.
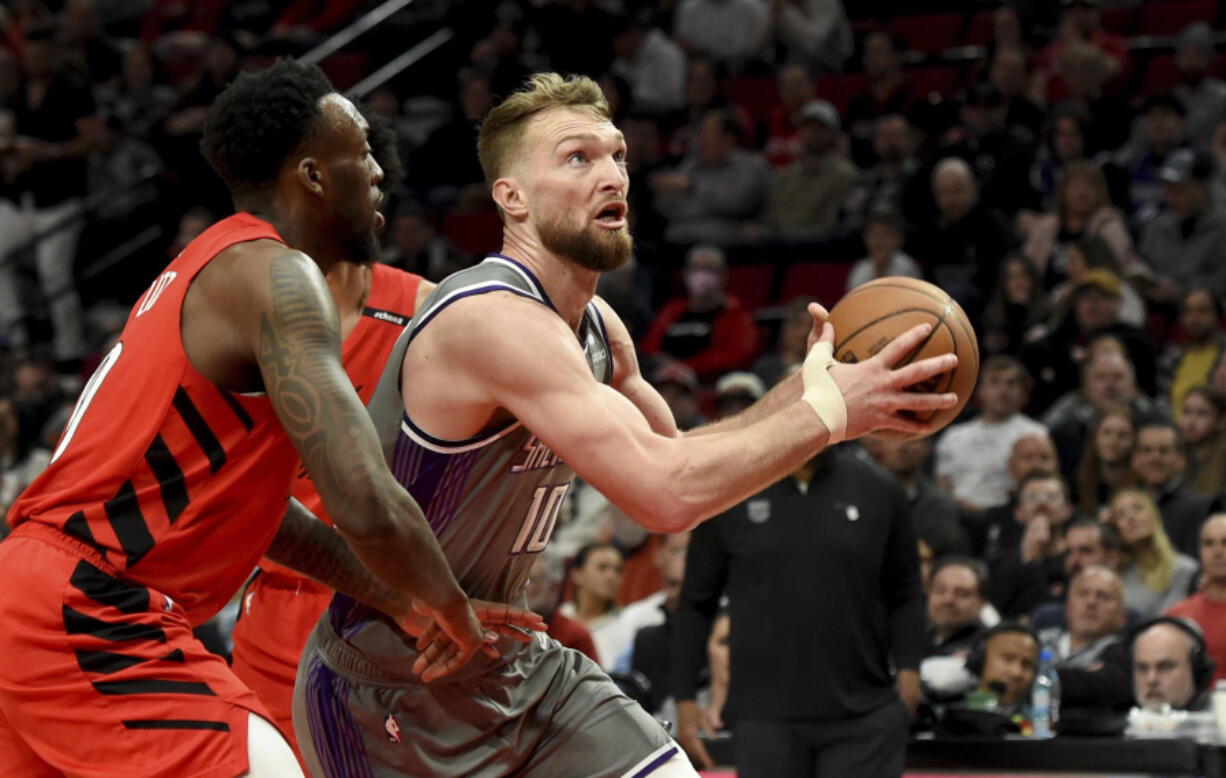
297, 158, 324, 197
492, 176, 527, 220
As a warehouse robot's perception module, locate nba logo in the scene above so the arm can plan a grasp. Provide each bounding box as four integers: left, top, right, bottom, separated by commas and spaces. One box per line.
746, 499, 770, 524
384, 714, 401, 743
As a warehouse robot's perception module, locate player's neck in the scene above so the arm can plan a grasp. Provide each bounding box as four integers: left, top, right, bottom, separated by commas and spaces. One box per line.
326, 262, 372, 339
241, 197, 345, 276
498, 234, 599, 331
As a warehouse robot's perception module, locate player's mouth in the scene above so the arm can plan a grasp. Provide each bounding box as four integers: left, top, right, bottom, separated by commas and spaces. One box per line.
593, 201, 627, 230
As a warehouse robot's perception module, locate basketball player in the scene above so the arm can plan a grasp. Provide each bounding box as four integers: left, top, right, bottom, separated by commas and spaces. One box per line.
293, 73, 959, 777
0, 61, 541, 778
228, 103, 437, 763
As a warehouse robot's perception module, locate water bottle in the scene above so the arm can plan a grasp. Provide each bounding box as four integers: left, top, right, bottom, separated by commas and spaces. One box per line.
1031, 648, 1061, 738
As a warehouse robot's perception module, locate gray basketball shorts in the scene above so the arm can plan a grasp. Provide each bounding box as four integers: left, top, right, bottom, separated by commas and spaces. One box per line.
291, 615, 677, 777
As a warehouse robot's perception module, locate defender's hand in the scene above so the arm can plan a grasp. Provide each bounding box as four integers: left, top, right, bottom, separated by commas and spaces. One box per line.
676, 699, 716, 770
409, 600, 547, 681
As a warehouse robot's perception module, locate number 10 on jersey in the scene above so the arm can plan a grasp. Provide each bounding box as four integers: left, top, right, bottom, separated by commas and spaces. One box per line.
510, 483, 569, 554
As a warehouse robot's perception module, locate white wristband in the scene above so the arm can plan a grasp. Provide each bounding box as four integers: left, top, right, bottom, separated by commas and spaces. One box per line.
800, 341, 848, 444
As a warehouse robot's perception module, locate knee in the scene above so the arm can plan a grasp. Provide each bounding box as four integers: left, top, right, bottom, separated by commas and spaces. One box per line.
245, 712, 304, 778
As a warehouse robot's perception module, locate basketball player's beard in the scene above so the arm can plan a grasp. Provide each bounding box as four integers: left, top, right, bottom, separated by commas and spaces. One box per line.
538, 214, 633, 272
342, 225, 381, 266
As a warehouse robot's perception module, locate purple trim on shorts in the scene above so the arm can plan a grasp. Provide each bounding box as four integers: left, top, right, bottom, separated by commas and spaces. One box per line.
630, 745, 678, 777
303, 654, 374, 778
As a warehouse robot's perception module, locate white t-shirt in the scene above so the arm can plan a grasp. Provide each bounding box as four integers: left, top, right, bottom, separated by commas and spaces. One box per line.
934, 414, 1047, 508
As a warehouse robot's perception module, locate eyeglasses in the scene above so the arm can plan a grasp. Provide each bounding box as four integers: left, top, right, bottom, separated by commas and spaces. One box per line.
1021, 491, 1064, 505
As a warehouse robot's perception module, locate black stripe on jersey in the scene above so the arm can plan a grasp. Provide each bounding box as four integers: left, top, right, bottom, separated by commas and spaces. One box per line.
69, 560, 150, 614
63, 605, 166, 643
74, 649, 145, 674
92, 679, 215, 696
122, 719, 230, 732
162, 648, 185, 663
63, 510, 108, 556
219, 389, 254, 431
104, 480, 155, 566
361, 305, 408, 327
173, 388, 226, 474
144, 435, 188, 524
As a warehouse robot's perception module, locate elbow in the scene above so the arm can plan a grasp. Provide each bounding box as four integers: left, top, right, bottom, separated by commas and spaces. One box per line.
630, 492, 704, 534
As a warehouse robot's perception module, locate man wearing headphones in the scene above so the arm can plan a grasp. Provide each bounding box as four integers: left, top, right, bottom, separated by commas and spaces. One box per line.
965, 622, 1039, 714
1132, 617, 1216, 711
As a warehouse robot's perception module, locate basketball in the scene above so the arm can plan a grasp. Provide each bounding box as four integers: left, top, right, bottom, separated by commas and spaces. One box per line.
826, 277, 979, 439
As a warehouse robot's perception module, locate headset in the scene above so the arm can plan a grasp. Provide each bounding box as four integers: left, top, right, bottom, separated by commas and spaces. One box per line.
1130, 616, 1215, 694
966, 621, 1040, 679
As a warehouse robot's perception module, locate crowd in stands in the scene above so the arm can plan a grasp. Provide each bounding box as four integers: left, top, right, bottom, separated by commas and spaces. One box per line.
3, 0, 1226, 759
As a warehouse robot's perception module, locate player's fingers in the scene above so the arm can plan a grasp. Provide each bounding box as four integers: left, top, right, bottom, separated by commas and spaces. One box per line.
412, 638, 446, 675
888, 353, 957, 388
889, 390, 960, 412
473, 603, 547, 631
873, 324, 932, 367
873, 413, 938, 437
488, 623, 536, 642
415, 621, 441, 652
807, 302, 829, 323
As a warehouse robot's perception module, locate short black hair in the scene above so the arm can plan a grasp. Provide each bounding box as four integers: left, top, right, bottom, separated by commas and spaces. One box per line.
1066, 516, 1121, 553
929, 555, 989, 598
201, 59, 336, 197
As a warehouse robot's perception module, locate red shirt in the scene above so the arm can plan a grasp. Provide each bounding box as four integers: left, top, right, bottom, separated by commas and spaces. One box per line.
640, 295, 759, 382
548, 611, 600, 665
7, 213, 299, 626
1167, 592, 1226, 684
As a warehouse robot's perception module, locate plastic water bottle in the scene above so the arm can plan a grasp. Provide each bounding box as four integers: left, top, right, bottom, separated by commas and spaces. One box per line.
1031, 648, 1061, 738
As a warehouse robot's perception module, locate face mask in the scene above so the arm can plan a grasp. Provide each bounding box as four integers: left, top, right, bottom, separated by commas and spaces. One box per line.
685, 269, 721, 299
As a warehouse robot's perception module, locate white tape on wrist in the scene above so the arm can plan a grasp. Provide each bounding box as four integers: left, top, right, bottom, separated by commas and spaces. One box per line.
801, 341, 848, 443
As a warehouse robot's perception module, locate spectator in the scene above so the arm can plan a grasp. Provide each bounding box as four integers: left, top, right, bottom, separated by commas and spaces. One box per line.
1157, 287, 1226, 418
410, 70, 493, 200
524, 552, 599, 664
0, 21, 103, 365
663, 58, 754, 161
907, 157, 1013, 315
1074, 404, 1136, 516
841, 113, 920, 234
973, 432, 1060, 560
559, 541, 625, 670
652, 110, 769, 246
763, 0, 852, 73
626, 535, 690, 713
106, 44, 176, 143
610, 12, 686, 114
846, 208, 921, 292
751, 296, 811, 389
57, 0, 121, 88
639, 245, 759, 382
1139, 149, 1226, 303
1180, 387, 1226, 498
712, 371, 764, 420
1167, 514, 1226, 684
467, 12, 532, 100
1132, 617, 1214, 711
980, 254, 1049, 357
1052, 41, 1133, 155
859, 434, 970, 556
763, 63, 816, 168
1036, 565, 1128, 669
611, 532, 691, 669
847, 30, 914, 167
379, 203, 468, 282
673, 0, 767, 68
1106, 488, 1199, 618
926, 557, 991, 658
650, 361, 708, 431
936, 355, 1046, 512
757, 98, 856, 242
673, 447, 924, 774
1063, 517, 1123, 582
991, 44, 1045, 140
989, 470, 1083, 618
1046, 236, 1148, 329
1033, 0, 1131, 105
1172, 22, 1226, 152
1113, 92, 1190, 234
595, 255, 653, 343
1132, 420, 1215, 557
622, 113, 668, 246
964, 622, 1039, 716
1027, 103, 1092, 211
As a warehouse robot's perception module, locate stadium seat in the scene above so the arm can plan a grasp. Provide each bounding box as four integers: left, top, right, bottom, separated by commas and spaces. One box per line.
318, 52, 370, 92
1137, 0, 1219, 37
778, 261, 855, 310
815, 73, 869, 118
441, 208, 503, 257
723, 76, 780, 124
888, 13, 964, 55
906, 66, 962, 100
727, 264, 776, 311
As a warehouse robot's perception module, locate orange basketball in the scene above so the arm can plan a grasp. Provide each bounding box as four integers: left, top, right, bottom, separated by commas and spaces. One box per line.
826, 277, 979, 439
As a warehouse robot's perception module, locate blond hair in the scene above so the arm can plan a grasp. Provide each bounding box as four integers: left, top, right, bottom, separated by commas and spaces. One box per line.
1111, 487, 1178, 595
476, 72, 610, 186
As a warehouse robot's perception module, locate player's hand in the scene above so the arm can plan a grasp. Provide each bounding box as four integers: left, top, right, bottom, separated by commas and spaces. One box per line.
676, 699, 716, 770
405, 598, 493, 682
804, 302, 830, 352
897, 668, 922, 718
408, 599, 547, 682
823, 322, 959, 440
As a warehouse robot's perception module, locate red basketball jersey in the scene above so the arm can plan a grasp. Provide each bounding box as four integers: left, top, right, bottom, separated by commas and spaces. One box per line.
6, 213, 300, 626
260, 262, 423, 577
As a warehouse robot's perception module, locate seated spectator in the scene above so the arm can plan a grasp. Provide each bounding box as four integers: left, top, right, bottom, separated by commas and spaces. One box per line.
613, 532, 690, 670
1132, 420, 1215, 557
1180, 387, 1226, 497
752, 296, 810, 389
991, 44, 1045, 141
712, 371, 764, 420
639, 245, 758, 382
965, 622, 1039, 717
524, 552, 599, 664
559, 542, 626, 671
1039, 565, 1128, 671
936, 356, 1046, 513
763, 0, 852, 73
846, 30, 915, 167
1049, 236, 1148, 329
1173, 22, 1226, 152
409, 70, 492, 201
653, 110, 769, 246
1106, 488, 1199, 618
650, 362, 708, 431
662, 58, 754, 162
1167, 514, 1226, 684
973, 432, 1059, 559
980, 255, 1049, 357
58, 0, 120, 88
673, 0, 768, 68
1140, 150, 1226, 303
380, 203, 468, 282
907, 157, 1013, 315
610, 11, 686, 114
841, 113, 920, 235
1033, 0, 1130, 103
1132, 617, 1215, 711
1158, 287, 1226, 418
1049, 41, 1133, 155
1031, 518, 1126, 632
756, 99, 856, 242
763, 63, 816, 167
845, 208, 921, 292
926, 557, 991, 658
1074, 404, 1136, 516
859, 433, 969, 556
1027, 103, 1093, 212
989, 470, 1083, 618
1112, 93, 1191, 234
626, 536, 689, 712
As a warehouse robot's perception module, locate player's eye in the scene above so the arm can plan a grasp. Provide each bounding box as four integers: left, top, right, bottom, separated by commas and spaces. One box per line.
567, 151, 587, 164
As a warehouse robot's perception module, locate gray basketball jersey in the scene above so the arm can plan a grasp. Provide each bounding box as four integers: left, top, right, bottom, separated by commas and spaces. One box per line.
328, 254, 613, 644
